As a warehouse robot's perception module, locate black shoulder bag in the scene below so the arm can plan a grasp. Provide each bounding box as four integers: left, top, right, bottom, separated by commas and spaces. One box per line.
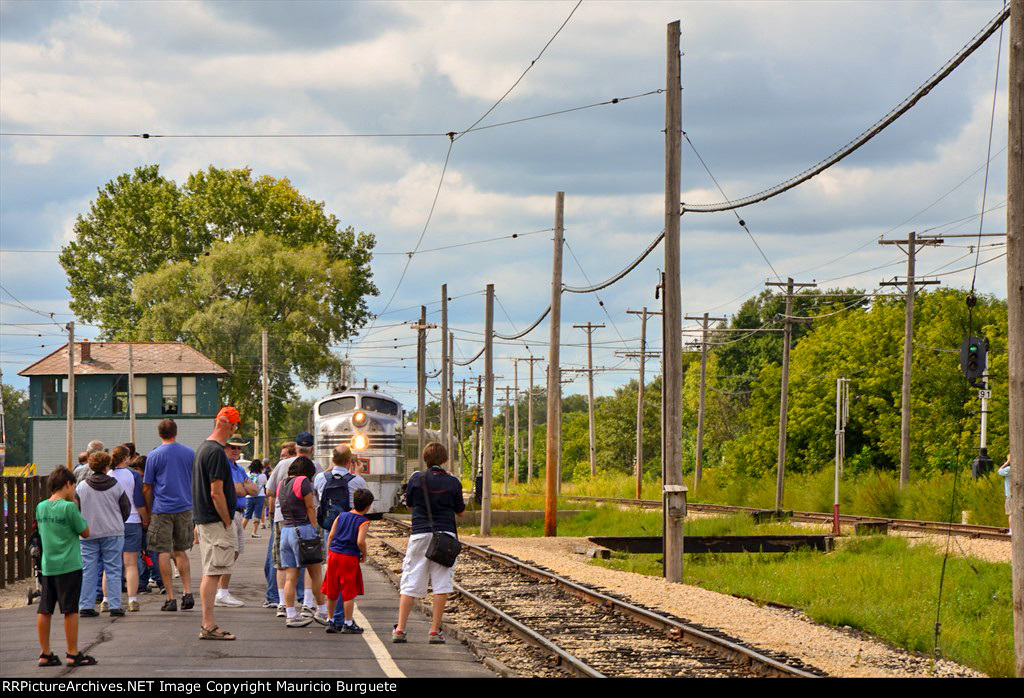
420, 471, 461, 567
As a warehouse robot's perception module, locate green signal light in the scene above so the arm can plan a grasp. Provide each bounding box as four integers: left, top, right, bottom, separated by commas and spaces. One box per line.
969, 345, 978, 352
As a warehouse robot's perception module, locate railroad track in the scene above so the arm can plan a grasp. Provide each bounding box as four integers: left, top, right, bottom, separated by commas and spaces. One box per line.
370, 517, 820, 679
560, 496, 1011, 542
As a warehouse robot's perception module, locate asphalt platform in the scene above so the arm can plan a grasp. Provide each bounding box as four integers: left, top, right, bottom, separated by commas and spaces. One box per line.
0, 528, 494, 679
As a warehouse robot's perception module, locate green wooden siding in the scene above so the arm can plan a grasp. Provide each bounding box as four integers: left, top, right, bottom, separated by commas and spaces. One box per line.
28, 374, 221, 418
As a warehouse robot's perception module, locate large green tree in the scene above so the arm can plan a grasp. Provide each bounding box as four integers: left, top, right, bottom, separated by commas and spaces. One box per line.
60, 164, 375, 333
131, 232, 369, 434
1, 383, 29, 469
60, 165, 377, 436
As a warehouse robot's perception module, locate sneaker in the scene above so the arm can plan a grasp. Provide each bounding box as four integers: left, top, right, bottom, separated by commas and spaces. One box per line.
428, 629, 445, 644
300, 604, 315, 618
80, 608, 99, 618
276, 605, 286, 618
147, 580, 158, 590
286, 616, 313, 628
127, 600, 140, 612
312, 611, 329, 626
100, 600, 109, 613
181, 593, 194, 610
161, 599, 178, 612
215, 594, 245, 607
391, 626, 407, 643
250, 533, 261, 538
325, 621, 341, 634
109, 608, 125, 617
342, 621, 364, 634
262, 600, 277, 609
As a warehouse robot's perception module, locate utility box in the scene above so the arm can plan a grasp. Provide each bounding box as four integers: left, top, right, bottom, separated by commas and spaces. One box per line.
664, 484, 687, 521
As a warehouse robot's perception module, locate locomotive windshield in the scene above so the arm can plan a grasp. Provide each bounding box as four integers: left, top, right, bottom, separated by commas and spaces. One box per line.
361, 396, 398, 416
319, 396, 357, 417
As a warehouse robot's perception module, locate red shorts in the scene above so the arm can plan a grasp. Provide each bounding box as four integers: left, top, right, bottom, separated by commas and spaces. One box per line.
321, 551, 364, 602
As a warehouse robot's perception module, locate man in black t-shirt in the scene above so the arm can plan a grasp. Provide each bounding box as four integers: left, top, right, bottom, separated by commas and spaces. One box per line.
192, 406, 242, 641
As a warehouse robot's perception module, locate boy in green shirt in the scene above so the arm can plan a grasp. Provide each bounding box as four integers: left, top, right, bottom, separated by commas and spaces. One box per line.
35, 467, 95, 667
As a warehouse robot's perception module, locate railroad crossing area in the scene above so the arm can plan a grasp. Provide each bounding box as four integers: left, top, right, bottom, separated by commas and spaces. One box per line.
0, 536, 494, 680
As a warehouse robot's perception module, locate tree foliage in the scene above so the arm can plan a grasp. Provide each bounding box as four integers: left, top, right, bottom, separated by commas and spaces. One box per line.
61, 165, 377, 437
1, 384, 29, 468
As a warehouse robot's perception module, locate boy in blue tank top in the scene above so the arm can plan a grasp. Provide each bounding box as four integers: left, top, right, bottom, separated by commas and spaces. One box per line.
321, 488, 374, 634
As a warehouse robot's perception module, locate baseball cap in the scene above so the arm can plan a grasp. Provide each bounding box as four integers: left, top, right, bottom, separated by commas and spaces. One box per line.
217, 406, 241, 424
295, 431, 315, 448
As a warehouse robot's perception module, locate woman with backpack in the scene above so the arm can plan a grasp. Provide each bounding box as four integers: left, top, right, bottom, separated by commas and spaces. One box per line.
276, 456, 328, 628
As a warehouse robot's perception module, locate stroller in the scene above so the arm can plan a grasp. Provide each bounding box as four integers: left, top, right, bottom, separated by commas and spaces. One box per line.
27, 521, 42, 604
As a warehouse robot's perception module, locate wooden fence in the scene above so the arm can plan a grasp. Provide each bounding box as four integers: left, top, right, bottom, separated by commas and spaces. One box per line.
2, 476, 46, 589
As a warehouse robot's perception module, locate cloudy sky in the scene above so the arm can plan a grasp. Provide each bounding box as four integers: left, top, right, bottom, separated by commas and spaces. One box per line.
0, 0, 1012, 407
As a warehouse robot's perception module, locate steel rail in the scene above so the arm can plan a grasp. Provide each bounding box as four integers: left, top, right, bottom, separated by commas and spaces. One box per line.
380, 516, 817, 678
561, 496, 1012, 541
370, 533, 603, 677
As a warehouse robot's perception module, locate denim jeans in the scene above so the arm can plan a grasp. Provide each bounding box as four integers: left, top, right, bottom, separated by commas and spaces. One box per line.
80, 535, 124, 610
265, 521, 303, 604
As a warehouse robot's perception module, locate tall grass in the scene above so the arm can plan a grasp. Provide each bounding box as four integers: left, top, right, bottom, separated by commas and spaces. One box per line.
491, 470, 1010, 527
596, 536, 1014, 677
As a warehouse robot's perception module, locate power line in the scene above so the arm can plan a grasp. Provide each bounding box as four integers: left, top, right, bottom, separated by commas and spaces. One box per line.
454, 0, 584, 141
679, 4, 1010, 214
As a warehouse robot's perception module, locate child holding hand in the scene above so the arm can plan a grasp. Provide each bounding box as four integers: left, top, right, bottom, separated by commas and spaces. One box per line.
321, 488, 374, 634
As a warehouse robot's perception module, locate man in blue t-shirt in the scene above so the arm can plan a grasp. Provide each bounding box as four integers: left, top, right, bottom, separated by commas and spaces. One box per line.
143, 419, 196, 613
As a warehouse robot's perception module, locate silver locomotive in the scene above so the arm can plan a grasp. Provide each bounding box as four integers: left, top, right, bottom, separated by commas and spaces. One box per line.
311, 386, 440, 511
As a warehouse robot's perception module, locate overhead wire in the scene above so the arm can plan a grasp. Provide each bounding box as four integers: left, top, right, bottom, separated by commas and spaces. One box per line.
679, 4, 1010, 214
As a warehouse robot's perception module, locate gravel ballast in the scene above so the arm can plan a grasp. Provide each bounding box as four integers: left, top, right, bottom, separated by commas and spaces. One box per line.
457, 534, 985, 678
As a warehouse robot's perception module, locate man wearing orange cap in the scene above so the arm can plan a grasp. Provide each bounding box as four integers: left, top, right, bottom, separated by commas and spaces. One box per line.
192, 407, 242, 640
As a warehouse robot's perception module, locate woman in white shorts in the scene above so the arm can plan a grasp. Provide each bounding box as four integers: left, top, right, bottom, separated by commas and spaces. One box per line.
392, 443, 465, 644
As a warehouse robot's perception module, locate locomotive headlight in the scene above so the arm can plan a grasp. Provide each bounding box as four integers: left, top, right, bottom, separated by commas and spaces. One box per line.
351, 433, 369, 451
353, 411, 368, 427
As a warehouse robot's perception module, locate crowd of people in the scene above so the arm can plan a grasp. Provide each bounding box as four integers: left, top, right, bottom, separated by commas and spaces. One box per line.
33, 405, 467, 668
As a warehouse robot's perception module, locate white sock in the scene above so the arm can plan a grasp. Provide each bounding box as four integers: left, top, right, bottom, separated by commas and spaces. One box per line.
317, 603, 327, 615
216, 589, 228, 599
303, 590, 314, 607
128, 596, 137, 603
286, 606, 297, 620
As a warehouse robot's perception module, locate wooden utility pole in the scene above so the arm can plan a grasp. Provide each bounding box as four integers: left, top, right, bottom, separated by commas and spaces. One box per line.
545, 192, 564, 537
261, 329, 270, 466
474, 376, 482, 478
458, 378, 468, 479
65, 322, 74, 468
418, 306, 427, 467
482, 284, 494, 535
441, 285, 449, 459
502, 386, 512, 495
449, 332, 455, 459
685, 312, 726, 491
879, 232, 942, 488
626, 308, 662, 499
513, 359, 520, 484
765, 278, 817, 510
513, 356, 544, 483
662, 20, 687, 583
128, 342, 137, 444
573, 323, 605, 477
1006, 0, 1023, 677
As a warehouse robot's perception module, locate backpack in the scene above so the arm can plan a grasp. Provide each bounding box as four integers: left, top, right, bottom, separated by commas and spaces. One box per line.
317, 472, 355, 530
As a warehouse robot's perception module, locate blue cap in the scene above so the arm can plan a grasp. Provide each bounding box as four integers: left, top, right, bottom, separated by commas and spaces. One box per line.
295, 432, 315, 448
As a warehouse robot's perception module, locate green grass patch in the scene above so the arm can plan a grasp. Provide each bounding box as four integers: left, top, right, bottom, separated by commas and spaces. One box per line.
489, 509, 809, 538
595, 536, 1013, 677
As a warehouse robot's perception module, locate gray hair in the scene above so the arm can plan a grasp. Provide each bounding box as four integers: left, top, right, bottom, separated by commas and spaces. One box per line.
86, 440, 105, 453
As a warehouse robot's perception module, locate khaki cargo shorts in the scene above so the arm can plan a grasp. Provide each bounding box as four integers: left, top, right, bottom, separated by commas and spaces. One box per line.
197, 521, 238, 576
149, 511, 195, 553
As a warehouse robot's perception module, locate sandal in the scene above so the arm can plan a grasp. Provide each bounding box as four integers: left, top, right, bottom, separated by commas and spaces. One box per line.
66, 652, 98, 667
38, 653, 61, 667
199, 625, 236, 641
